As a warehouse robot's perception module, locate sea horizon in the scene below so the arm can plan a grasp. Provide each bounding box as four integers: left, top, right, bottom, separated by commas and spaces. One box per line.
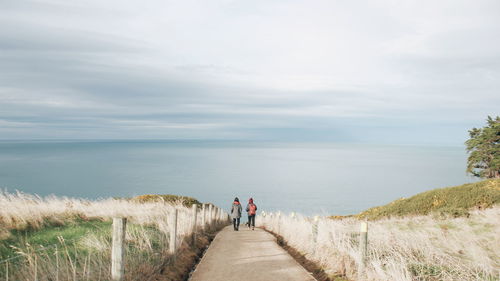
0, 140, 476, 215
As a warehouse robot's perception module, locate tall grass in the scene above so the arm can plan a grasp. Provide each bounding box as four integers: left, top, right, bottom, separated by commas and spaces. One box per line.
258, 208, 500, 281
0, 191, 227, 280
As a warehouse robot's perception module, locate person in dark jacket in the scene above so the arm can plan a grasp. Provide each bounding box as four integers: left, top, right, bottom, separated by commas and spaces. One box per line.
246, 198, 257, 230
230, 197, 242, 231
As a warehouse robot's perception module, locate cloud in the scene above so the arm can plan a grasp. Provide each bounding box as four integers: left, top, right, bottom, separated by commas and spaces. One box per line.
0, 0, 498, 144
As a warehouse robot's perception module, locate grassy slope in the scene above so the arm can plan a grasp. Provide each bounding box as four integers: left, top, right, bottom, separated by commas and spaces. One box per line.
131, 194, 202, 206
0, 194, 202, 257
0, 219, 111, 259
355, 179, 500, 220
0, 193, 201, 259
0, 193, 221, 280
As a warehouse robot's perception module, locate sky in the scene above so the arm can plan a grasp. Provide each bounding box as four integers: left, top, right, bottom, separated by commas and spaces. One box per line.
0, 0, 499, 145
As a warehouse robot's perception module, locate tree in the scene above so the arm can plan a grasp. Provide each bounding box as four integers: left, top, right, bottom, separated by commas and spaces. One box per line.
465, 116, 500, 179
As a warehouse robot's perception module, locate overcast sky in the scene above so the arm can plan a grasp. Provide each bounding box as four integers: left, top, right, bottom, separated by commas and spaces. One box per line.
0, 0, 499, 144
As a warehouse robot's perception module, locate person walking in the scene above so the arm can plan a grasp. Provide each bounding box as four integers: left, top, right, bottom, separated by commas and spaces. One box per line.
246, 198, 257, 230
231, 197, 242, 231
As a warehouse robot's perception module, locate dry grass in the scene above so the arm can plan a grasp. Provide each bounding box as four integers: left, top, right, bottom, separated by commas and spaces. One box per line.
258, 208, 500, 281
0, 190, 228, 280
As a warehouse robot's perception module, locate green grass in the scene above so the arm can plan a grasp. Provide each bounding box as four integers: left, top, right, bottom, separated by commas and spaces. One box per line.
331, 276, 350, 281
355, 179, 500, 220
0, 193, 196, 261
0, 219, 111, 260
131, 194, 202, 206
408, 263, 445, 279
0, 218, 171, 280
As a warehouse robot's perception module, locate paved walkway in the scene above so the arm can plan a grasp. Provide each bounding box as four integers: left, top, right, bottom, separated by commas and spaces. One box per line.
189, 225, 317, 281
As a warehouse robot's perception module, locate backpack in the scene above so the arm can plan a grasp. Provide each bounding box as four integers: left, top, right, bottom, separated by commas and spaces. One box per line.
249, 204, 257, 215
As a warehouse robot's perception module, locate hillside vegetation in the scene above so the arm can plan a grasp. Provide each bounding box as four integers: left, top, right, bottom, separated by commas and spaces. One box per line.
356, 179, 500, 220
131, 194, 202, 206
260, 207, 500, 281
0, 191, 225, 280
260, 181, 500, 280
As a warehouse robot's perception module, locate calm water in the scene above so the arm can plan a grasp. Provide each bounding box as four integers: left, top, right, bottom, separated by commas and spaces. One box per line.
0, 141, 475, 215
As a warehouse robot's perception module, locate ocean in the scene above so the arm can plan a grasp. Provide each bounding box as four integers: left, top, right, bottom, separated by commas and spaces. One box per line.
0, 141, 476, 215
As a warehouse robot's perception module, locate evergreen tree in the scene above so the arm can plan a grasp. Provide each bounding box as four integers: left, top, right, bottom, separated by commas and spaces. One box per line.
465, 116, 500, 178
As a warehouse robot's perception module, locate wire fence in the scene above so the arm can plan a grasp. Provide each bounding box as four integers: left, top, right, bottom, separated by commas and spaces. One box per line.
257, 210, 500, 281
0, 204, 229, 281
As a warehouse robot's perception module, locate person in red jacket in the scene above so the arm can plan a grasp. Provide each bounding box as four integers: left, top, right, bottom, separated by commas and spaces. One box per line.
246, 198, 257, 230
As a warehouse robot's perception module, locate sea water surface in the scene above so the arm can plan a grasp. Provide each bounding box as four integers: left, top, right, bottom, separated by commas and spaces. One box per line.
0, 141, 476, 215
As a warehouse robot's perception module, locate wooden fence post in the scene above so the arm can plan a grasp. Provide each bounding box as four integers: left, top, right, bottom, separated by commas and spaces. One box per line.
192, 204, 198, 245
277, 212, 281, 235
358, 221, 368, 278
169, 209, 178, 254
213, 207, 216, 227
208, 204, 213, 230
111, 217, 126, 281
215, 207, 219, 226
312, 216, 319, 244
201, 204, 206, 231
55, 245, 59, 281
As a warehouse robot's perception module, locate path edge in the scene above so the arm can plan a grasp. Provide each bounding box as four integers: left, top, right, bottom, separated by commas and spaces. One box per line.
187, 225, 230, 281
261, 228, 350, 281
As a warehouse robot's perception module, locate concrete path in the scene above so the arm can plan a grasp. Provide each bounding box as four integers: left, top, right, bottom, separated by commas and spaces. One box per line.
189, 225, 317, 281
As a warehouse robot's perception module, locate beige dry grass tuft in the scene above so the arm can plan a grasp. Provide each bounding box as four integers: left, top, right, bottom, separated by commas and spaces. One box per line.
258, 208, 500, 281
0, 190, 228, 280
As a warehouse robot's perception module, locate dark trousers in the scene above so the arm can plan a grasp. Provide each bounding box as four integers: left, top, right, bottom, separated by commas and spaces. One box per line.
233, 218, 240, 230
248, 215, 255, 227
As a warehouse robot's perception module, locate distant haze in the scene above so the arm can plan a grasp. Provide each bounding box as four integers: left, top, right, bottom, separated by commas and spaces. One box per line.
0, 0, 499, 144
